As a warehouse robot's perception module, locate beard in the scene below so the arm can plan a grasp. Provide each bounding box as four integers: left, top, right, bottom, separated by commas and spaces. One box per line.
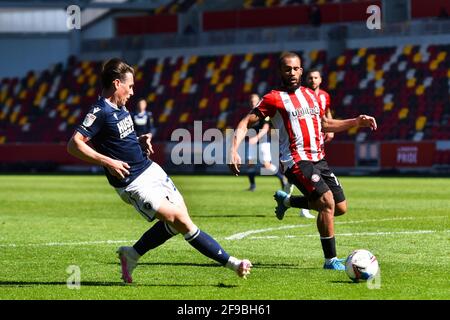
281, 79, 301, 92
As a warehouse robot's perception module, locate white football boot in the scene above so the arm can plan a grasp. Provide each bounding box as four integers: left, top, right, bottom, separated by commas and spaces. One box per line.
299, 209, 315, 219
117, 246, 140, 283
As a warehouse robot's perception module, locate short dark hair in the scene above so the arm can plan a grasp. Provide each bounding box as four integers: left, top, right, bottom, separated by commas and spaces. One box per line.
307, 68, 322, 77
101, 58, 134, 89
278, 51, 301, 70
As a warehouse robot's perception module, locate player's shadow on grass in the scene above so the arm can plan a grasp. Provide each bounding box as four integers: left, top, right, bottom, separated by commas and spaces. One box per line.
134, 262, 223, 267
191, 214, 267, 218
0, 280, 125, 287
108, 261, 316, 270
254, 262, 317, 270
0, 280, 236, 288
330, 280, 357, 285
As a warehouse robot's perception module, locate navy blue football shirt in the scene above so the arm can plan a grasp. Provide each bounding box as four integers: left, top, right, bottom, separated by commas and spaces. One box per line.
131, 111, 155, 137
76, 97, 152, 188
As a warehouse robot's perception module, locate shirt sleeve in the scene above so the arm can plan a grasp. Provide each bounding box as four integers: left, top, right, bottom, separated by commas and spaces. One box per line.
255, 92, 277, 118
76, 106, 105, 139
325, 92, 331, 112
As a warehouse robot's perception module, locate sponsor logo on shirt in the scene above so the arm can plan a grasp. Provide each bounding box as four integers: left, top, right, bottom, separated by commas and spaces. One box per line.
291, 106, 320, 118
116, 115, 134, 139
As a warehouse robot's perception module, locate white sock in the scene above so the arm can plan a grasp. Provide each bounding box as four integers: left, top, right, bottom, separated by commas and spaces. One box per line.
325, 257, 338, 264
183, 226, 199, 241
128, 247, 141, 260
283, 195, 291, 207
268, 164, 278, 174
225, 256, 241, 272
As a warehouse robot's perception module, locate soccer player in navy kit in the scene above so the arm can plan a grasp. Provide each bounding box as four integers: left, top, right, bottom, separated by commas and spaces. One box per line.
67, 58, 252, 283
131, 98, 155, 138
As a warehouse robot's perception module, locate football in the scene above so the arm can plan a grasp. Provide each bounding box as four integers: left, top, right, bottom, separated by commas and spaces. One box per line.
345, 249, 379, 282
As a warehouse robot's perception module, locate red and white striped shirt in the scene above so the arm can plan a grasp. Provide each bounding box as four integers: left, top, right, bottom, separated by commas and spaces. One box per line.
256, 86, 326, 171
316, 89, 331, 115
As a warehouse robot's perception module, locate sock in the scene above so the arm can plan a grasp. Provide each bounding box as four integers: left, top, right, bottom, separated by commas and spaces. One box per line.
320, 236, 337, 260
289, 196, 309, 209
133, 221, 178, 256
283, 195, 291, 207
184, 227, 230, 265
225, 256, 242, 272
248, 171, 256, 188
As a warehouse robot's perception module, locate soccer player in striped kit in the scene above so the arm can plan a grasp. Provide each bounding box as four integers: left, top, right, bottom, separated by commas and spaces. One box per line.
283, 69, 334, 219
229, 52, 377, 270
68, 58, 252, 283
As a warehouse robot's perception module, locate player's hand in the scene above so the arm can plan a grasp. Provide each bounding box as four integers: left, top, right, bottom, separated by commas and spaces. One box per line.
357, 115, 377, 131
104, 158, 130, 179
138, 134, 154, 157
249, 136, 258, 145
228, 152, 241, 176
324, 132, 334, 143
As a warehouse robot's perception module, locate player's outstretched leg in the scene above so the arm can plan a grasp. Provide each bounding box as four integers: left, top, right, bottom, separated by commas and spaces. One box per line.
184, 228, 252, 278
117, 220, 178, 283
157, 199, 253, 278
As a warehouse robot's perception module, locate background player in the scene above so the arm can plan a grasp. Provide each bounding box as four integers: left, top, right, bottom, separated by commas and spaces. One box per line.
67, 58, 252, 283
246, 93, 287, 191
131, 98, 156, 139
229, 52, 377, 270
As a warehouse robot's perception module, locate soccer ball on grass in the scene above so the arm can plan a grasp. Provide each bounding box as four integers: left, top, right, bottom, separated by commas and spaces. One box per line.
345, 249, 379, 282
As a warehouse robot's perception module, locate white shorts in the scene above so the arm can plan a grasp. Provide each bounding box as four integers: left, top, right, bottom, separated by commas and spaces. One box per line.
115, 162, 184, 222
247, 142, 272, 164
259, 142, 272, 163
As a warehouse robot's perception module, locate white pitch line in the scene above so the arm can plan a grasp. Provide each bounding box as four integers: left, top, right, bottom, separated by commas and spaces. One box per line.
0, 239, 136, 248
225, 224, 311, 240
0, 216, 447, 248
225, 216, 448, 240
249, 230, 450, 240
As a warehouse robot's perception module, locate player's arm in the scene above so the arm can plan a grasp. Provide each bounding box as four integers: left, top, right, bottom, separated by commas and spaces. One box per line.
67, 131, 130, 179
256, 123, 270, 140
322, 115, 377, 133
229, 110, 264, 176
138, 133, 154, 157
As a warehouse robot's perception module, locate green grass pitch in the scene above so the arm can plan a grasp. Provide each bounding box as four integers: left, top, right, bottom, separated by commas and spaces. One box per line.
0, 174, 449, 300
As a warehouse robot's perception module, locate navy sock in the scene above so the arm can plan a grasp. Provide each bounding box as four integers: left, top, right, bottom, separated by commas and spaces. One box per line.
320, 236, 337, 259
248, 172, 256, 186
290, 196, 309, 209
185, 229, 230, 265
133, 221, 177, 256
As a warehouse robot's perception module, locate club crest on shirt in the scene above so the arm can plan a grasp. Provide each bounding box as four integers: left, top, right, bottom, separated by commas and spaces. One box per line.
311, 174, 320, 183
82, 113, 96, 127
